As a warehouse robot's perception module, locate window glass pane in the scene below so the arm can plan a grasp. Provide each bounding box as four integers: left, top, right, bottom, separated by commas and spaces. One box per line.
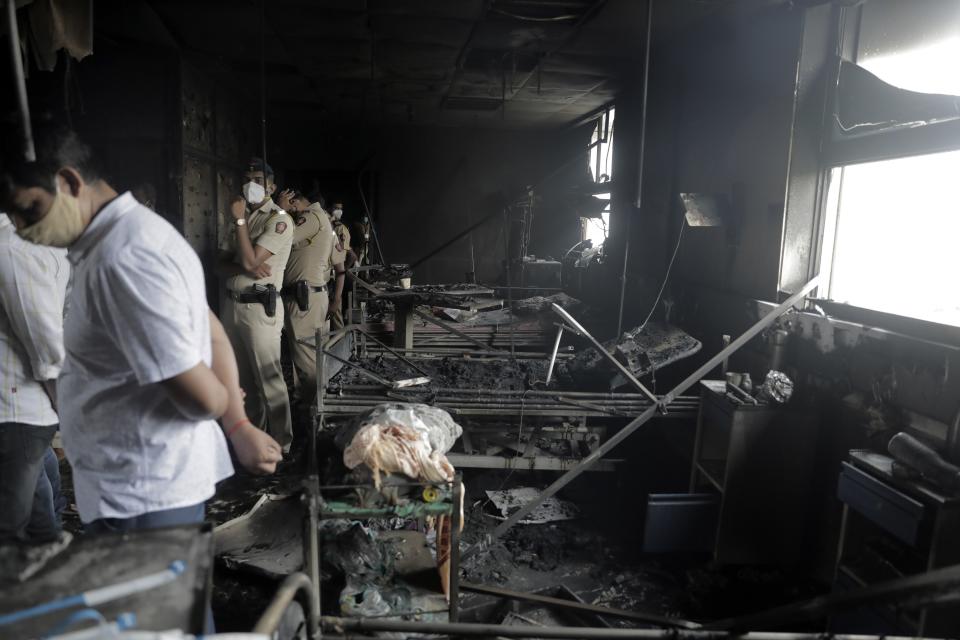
582, 193, 610, 247
857, 0, 960, 96
584, 107, 614, 245
826, 150, 960, 326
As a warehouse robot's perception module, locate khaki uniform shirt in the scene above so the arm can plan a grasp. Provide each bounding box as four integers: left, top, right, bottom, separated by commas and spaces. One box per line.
332, 218, 351, 265
284, 203, 339, 287
221, 198, 293, 291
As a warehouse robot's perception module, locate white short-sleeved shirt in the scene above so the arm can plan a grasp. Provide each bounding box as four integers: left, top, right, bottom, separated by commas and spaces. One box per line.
0, 214, 69, 426
59, 192, 233, 522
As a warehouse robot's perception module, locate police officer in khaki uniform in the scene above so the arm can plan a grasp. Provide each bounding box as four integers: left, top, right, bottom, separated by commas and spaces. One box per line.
328, 201, 356, 330
281, 193, 344, 396
217, 158, 294, 452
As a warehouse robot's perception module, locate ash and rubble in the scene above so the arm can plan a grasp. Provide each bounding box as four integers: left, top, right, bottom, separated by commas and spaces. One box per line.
204, 292, 816, 631
330, 354, 560, 392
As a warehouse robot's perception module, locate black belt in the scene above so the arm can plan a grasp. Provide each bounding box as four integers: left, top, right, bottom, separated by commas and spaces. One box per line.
229, 290, 261, 303
280, 283, 326, 297
228, 284, 278, 316
281, 280, 327, 312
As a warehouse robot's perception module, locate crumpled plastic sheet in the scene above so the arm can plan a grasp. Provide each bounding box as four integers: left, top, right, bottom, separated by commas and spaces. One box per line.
339, 403, 463, 488
758, 370, 793, 404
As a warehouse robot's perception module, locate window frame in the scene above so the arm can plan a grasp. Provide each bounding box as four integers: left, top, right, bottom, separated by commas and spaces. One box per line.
785, 1, 960, 342
581, 106, 614, 245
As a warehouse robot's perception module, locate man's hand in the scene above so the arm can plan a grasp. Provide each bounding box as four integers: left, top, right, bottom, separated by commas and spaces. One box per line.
230, 196, 247, 220
328, 296, 341, 319
229, 423, 282, 475
247, 262, 272, 280
276, 188, 295, 211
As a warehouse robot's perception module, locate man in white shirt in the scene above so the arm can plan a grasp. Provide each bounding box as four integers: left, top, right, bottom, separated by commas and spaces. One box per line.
1, 124, 282, 532
0, 213, 69, 542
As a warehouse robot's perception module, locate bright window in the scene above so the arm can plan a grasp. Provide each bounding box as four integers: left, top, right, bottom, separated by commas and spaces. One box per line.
583, 107, 614, 247
819, 150, 960, 327
857, 0, 960, 96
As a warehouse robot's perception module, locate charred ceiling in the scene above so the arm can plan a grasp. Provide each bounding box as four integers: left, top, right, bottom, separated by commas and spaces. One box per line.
140, 0, 645, 128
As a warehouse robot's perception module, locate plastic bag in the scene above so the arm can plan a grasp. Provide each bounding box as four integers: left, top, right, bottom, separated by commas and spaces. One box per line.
339, 403, 462, 488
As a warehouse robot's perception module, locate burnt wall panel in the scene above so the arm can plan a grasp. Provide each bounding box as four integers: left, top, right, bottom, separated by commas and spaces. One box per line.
180, 58, 258, 306
182, 156, 216, 255
182, 64, 215, 155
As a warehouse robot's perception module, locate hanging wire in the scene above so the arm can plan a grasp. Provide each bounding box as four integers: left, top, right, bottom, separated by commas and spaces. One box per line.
259, 0, 268, 166
638, 216, 685, 331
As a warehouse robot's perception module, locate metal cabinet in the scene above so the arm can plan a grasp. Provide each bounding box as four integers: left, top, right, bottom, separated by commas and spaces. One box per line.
688, 380, 816, 564
832, 451, 960, 636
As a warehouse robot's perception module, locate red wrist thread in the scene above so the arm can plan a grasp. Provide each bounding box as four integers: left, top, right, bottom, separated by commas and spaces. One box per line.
226, 418, 251, 438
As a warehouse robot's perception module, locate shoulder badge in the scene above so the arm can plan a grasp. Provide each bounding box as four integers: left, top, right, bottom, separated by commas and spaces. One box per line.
276, 221, 288, 234
295, 216, 307, 227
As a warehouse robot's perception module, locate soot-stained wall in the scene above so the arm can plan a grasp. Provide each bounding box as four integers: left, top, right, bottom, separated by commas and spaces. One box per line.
606, 2, 802, 331
608, 1, 960, 580
271, 122, 592, 284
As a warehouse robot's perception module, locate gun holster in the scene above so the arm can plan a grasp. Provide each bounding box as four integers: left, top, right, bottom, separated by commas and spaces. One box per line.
295, 280, 310, 312
253, 284, 278, 317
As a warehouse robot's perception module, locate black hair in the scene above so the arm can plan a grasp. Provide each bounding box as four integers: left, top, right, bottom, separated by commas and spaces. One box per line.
0, 120, 102, 202
306, 189, 325, 209
246, 156, 275, 179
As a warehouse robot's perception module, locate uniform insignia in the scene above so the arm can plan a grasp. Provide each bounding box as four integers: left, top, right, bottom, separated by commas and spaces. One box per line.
295, 216, 306, 227
276, 221, 288, 234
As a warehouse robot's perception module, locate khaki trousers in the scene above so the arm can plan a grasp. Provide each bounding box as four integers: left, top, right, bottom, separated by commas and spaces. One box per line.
283, 289, 329, 396
221, 297, 292, 450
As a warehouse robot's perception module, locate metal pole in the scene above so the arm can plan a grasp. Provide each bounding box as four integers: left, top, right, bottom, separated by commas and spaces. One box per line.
352, 327, 431, 377
704, 561, 960, 631
616, 0, 654, 337
503, 209, 516, 358
462, 582, 699, 629
315, 328, 325, 425
552, 303, 659, 406
322, 616, 938, 640
448, 474, 462, 623
253, 573, 318, 638
410, 208, 502, 270
5, 0, 35, 162
412, 307, 507, 354
358, 169, 386, 265
545, 325, 564, 384
466, 277, 818, 555
259, 0, 268, 168
306, 328, 325, 638
321, 349, 396, 388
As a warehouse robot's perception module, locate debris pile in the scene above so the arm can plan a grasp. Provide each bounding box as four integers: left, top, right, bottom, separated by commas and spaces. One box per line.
331, 356, 555, 392
511, 292, 583, 316
568, 322, 701, 386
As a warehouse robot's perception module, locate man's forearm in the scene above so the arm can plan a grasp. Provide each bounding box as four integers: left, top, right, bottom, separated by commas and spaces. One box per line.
333, 269, 345, 302
235, 224, 261, 272
208, 310, 246, 426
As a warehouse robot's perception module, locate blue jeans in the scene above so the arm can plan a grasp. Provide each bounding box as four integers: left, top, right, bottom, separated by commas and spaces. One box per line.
0, 422, 61, 542
44, 447, 66, 522
84, 502, 206, 535
85, 502, 213, 633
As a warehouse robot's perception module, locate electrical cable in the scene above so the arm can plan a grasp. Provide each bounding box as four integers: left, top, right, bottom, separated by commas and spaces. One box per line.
491, 8, 579, 22
475, 387, 530, 514
638, 217, 685, 332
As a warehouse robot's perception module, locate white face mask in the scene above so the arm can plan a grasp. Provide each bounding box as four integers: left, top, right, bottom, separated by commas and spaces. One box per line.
332, 208, 343, 220
242, 181, 265, 205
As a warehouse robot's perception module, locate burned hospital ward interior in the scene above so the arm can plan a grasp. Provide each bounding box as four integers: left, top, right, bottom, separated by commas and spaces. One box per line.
3, 0, 960, 638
